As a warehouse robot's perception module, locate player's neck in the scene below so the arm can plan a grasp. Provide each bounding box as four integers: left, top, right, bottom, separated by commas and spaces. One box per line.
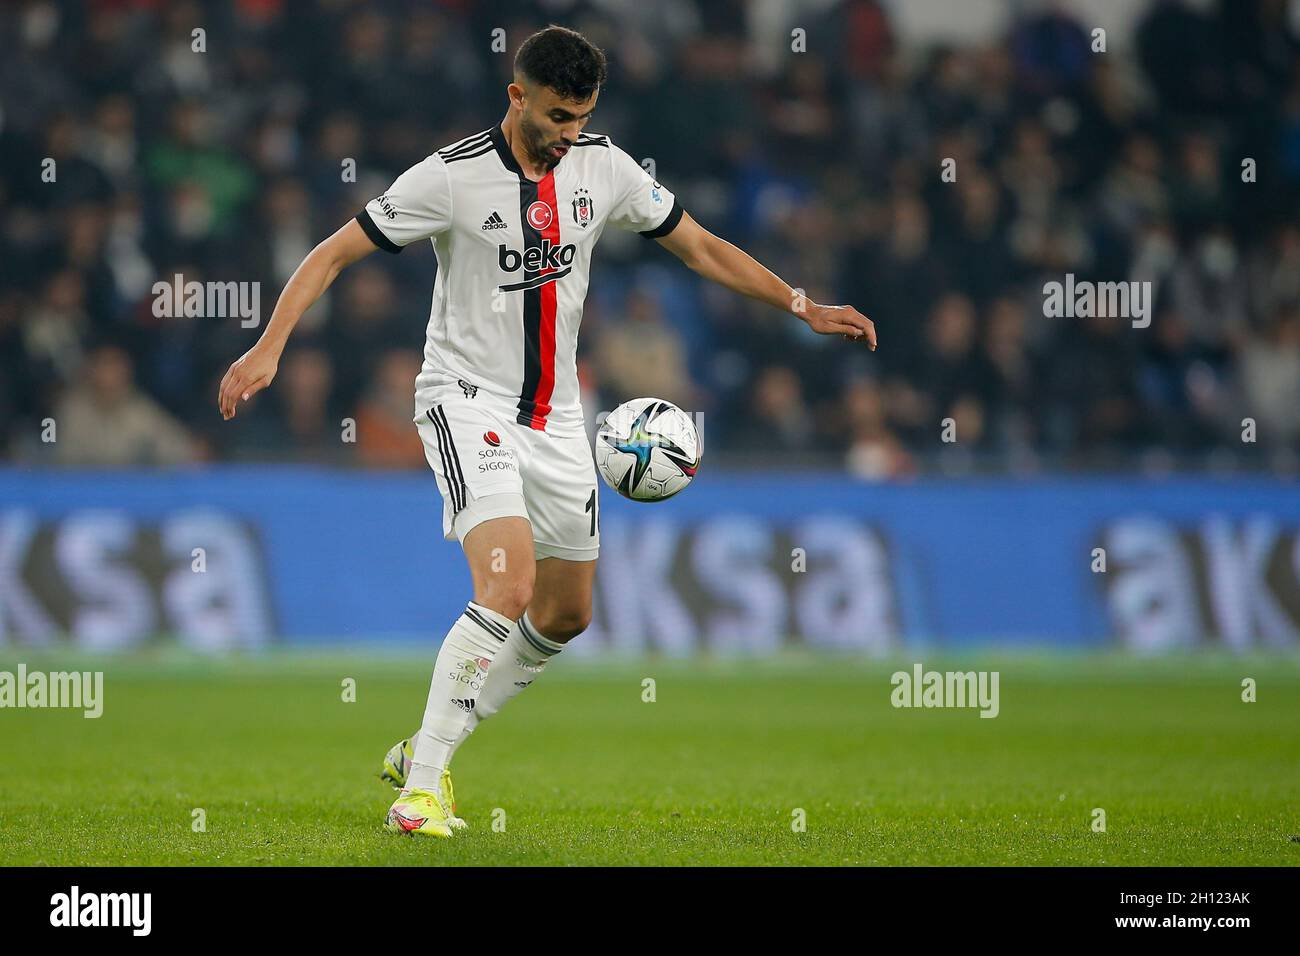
498, 116, 550, 183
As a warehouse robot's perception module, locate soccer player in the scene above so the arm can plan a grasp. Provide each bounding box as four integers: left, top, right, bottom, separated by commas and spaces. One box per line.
218, 25, 875, 836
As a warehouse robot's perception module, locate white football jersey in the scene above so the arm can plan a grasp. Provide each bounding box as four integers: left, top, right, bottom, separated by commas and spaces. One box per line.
358, 124, 682, 437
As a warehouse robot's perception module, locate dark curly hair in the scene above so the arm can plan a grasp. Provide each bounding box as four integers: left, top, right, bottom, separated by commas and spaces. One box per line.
514, 25, 607, 102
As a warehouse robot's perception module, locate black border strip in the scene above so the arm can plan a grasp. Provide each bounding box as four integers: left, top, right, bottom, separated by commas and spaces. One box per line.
438, 131, 491, 160
465, 605, 509, 641
445, 142, 496, 165
355, 210, 402, 254
431, 406, 467, 511
424, 407, 463, 512
639, 198, 683, 239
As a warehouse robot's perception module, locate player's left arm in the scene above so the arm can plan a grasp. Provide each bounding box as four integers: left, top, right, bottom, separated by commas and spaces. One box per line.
655, 212, 876, 349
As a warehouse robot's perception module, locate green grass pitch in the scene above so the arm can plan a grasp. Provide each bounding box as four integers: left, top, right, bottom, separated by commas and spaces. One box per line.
1, 651, 1296, 866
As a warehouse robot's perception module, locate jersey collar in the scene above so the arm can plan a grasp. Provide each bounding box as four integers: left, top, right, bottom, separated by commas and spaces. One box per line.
491, 123, 551, 184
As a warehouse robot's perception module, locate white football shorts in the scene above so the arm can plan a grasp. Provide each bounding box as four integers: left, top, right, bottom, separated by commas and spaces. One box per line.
415, 398, 600, 561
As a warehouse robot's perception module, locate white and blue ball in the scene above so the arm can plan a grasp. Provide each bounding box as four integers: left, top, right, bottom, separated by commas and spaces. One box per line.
595, 397, 701, 502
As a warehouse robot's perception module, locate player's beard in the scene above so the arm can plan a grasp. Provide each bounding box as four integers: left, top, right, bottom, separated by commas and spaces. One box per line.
520, 113, 566, 170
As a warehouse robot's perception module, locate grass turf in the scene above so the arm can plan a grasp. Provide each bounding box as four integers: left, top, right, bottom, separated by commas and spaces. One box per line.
0, 652, 1296, 866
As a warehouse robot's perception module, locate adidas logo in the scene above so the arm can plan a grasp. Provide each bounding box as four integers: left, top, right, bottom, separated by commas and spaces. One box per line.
481, 211, 507, 231
451, 698, 476, 713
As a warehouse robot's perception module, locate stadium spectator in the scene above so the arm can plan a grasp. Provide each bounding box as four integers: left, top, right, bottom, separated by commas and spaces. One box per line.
593, 288, 695, 410
1, 0, 1297, 474
51, 343, 197, 467
728, 365, 818, 454
354, 349, 428, 469
231, 346, 346, 464
1239, 306, 1300, 447
842, 377, 913, 480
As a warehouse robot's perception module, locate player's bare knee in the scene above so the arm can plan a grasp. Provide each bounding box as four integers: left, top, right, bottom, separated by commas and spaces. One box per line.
531, 604, 592, 642
476, 575, 534, 621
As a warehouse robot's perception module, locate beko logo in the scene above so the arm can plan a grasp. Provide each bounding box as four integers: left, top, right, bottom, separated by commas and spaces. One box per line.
496, 241, 575, 292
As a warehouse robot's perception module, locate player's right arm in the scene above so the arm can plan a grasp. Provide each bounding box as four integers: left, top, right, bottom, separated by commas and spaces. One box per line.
220, 152, 450, 420
218, 218, 377, 420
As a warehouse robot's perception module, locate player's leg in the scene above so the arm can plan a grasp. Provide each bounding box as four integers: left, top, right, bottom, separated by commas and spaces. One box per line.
388, 514, 534, 836
445, 556, 595, 760
443, 426, 601, 759
381, 548, 586, 809
404, 515, 534, 786
386, 403, 534, 835
526, 556, 597, 639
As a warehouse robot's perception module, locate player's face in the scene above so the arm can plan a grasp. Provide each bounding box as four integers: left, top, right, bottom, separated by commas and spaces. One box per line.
518, 83, 598, 169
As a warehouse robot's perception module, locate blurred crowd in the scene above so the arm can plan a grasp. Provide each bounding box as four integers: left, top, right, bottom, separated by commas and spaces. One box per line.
3, 0, 1300, 476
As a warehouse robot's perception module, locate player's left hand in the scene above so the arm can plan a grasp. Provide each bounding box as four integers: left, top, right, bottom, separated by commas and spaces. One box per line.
801, 303, 877, 350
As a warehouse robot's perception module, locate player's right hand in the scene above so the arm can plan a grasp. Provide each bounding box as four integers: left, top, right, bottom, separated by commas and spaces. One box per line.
219, 345, 279, 420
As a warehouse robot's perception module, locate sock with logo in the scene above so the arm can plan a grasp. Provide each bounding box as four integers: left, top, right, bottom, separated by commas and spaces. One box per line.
405, 602, 511, 794
445, 611, 566, 762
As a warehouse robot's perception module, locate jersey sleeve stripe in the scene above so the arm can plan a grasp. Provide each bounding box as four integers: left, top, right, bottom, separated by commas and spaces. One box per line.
437, 130, 492, 159
443, 142, 496, 164
638, 197, 684, 239
355, 210, 403, 254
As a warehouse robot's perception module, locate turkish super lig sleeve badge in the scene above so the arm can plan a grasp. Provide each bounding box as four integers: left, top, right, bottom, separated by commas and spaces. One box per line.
572, 187, 594, 228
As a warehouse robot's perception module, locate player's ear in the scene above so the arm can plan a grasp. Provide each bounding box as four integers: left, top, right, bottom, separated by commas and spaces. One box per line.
507, 79, 527, 110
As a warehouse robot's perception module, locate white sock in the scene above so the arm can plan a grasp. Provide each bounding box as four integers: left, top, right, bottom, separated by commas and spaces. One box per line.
445, 611, 566, 762
405, 602, 512, 793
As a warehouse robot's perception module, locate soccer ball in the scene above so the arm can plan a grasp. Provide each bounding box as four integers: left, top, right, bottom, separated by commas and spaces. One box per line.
595, 397, 700, 502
